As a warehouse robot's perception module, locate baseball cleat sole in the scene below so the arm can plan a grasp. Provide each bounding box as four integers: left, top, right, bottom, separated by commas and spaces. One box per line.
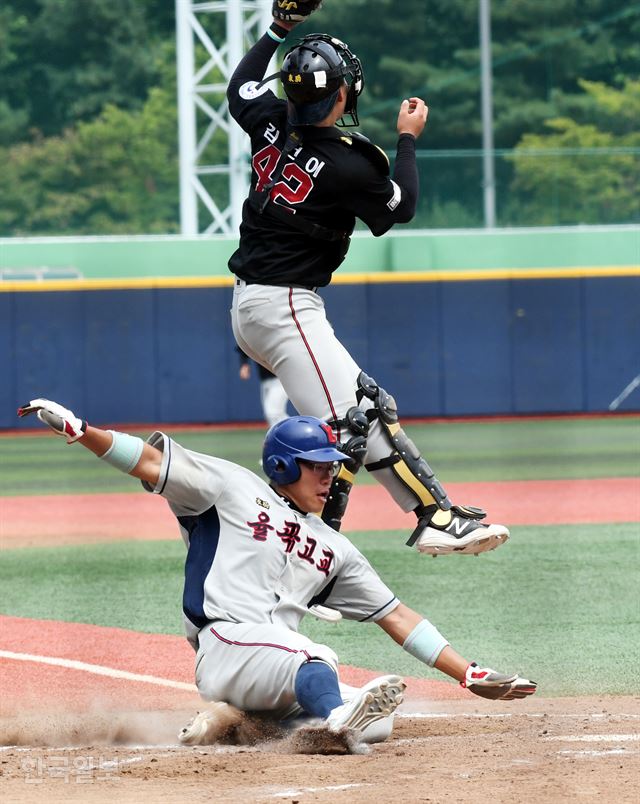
416, 524, 509, 556
326, 675, 405, 734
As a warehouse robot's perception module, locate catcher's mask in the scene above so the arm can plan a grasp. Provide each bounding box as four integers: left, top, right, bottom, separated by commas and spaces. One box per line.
282, 34, 364, 126
258, 33, 364, 126
262, 416, 347, 485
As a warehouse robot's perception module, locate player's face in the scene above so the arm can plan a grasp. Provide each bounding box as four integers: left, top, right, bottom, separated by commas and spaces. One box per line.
280, 460, 339, 513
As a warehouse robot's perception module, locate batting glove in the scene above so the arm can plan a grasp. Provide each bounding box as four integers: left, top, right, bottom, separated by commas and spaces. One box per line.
461, 662, 537, 701
17, 398, 87, 443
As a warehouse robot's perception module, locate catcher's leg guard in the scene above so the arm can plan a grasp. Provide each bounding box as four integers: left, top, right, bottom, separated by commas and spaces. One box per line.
357, 371, 452, 534
321, 406, 369, 531
357, 372, 509, 555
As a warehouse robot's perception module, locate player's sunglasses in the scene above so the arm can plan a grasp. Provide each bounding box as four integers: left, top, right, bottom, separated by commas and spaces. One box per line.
299, 460, 341, 478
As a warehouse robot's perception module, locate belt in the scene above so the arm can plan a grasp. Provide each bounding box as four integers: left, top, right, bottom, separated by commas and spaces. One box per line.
234, 277, 317, 293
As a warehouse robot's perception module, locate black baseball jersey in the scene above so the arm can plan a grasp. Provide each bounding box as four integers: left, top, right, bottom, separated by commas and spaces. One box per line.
227, 33, 419, 288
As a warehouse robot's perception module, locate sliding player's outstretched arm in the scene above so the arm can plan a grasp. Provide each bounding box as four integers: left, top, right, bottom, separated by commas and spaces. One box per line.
377, 602, 537, 701
17, 398, 162, 485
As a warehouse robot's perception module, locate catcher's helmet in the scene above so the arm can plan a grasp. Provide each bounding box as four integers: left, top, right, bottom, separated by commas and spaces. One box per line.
262, 416, 347, 485
280, 34, 364, 126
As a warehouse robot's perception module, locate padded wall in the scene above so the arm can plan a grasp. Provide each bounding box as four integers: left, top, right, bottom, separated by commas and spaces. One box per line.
4, 274, 639, 429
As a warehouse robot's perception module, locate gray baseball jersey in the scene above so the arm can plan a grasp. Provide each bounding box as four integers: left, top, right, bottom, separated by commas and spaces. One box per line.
142, 432, 399, 715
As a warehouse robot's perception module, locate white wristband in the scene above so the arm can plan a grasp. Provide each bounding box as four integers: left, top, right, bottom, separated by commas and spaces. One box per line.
402, 619, 449, 667
100, 431, 143, 473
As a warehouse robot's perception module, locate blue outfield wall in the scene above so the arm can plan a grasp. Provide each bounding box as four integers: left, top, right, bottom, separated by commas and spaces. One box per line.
3, 272, 640, 429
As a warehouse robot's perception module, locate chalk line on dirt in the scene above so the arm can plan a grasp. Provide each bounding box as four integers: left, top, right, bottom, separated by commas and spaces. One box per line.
543, 733, 640, 742
269, 783, 373, 798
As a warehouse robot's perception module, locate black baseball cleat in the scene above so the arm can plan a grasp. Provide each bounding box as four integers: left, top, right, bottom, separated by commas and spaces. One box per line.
410, 504, 509, 556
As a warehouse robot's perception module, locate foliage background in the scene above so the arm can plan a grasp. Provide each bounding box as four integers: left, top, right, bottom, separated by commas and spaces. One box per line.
1, 0, 638, 234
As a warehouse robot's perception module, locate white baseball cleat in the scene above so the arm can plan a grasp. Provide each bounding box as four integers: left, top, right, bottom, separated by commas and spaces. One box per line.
415, 508, 509, 556
178, 709, 218, 745
178, 702, 236, 746
325, 675, 405, 734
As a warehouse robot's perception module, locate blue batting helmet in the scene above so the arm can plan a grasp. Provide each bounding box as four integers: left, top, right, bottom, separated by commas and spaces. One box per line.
262, 416, 347, 485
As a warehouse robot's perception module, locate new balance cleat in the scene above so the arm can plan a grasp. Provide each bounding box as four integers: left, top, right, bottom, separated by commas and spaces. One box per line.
461, 662, 537, 700
414, 505, 509, 556
325, 675, 405, 734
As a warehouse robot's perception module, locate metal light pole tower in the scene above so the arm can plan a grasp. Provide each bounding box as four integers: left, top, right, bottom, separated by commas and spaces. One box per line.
479, 0, 496, 228
175, 0, 273, 235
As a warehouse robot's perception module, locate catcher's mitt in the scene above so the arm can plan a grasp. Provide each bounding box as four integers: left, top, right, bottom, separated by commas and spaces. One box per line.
273, 0, 323, 23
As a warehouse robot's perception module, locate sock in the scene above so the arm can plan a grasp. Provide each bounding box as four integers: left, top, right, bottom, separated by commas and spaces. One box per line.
294, 661, 343, 718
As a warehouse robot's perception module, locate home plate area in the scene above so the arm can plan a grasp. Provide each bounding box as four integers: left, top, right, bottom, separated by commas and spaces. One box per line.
1, 619, 638, 804
0, 698, 638, 803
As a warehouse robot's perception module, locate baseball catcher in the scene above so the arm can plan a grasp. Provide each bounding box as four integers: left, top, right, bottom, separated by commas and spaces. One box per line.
19, 399, 537, 751
228, 3, 510, 558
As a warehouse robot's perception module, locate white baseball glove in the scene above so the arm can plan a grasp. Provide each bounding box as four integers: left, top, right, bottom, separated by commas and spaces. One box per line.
17, 398, 87, 443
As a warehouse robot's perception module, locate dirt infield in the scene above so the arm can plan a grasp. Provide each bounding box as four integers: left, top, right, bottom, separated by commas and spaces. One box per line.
2, 477, 639, 548
1, 617, 639, 802
1, 616, 639, 802
1, 696, 638, 803
2, 479, 639, 802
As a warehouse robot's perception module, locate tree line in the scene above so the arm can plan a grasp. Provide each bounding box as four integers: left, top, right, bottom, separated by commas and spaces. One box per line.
1, 0, 638, 235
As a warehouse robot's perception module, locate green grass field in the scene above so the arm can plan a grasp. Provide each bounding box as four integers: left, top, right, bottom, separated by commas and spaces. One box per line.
2, 416, 639, 496
1, 416, 639, 697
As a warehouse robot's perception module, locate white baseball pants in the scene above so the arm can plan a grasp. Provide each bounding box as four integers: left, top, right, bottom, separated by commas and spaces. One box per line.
231, 281, 419, 513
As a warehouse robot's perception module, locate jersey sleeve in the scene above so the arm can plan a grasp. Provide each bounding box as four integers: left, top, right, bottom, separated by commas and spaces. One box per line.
227, 32, 288, 135
343, 134, 419, 237
321, 545, 400, 622
140, 431, 238, 516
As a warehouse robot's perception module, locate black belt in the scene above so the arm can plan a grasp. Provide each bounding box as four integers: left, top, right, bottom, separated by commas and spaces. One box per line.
235, 277, 318, 292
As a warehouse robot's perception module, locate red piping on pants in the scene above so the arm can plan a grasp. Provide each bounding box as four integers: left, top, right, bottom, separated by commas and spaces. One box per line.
288, 288, 341, 438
